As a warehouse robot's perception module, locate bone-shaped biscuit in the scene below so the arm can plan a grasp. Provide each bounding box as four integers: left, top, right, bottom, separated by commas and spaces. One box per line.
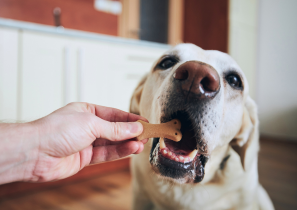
136, 119, 182, 142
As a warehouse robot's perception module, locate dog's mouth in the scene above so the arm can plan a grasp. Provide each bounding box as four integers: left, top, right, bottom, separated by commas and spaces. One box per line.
149, 111, 208, 183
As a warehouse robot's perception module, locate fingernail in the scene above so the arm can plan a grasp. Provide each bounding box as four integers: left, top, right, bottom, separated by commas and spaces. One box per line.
128, 122, 143, 135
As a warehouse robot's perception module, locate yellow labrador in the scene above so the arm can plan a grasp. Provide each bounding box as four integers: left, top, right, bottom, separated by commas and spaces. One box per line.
129, 44, 274, 210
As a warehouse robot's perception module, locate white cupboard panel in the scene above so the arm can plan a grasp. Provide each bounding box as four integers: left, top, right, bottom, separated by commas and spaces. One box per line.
64, 45, 78, 105
0, 27, 19, 121
77, 38, 167, 112
109, 45, 166, 111
20, 31, 77, 121
76, 40, 115, 107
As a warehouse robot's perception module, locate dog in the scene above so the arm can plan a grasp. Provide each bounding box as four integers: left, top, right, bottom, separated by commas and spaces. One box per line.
129, 44, 274, 210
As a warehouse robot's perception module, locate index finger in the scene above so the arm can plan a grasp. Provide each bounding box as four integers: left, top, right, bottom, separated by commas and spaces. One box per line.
93, 105, 148, 123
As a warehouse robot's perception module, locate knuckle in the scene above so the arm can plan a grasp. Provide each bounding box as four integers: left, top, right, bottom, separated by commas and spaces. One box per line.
84, 103, 93, 113
112, 122, 122, 140
66, 102, 87, 108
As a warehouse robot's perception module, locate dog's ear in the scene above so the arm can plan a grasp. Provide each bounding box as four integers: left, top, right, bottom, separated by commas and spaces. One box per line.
129, 74, 148, 115
230, 96, 259, 171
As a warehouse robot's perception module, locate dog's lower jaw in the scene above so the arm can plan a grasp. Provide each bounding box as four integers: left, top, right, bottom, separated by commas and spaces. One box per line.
149, 140, 206, 184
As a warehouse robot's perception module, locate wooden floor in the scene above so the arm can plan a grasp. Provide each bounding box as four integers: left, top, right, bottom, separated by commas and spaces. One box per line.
258, 138, 297, 210
0, 138, 296, 210
0, 170, 133, 210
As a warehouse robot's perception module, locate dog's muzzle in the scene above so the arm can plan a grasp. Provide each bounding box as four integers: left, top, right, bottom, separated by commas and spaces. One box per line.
149, 61, 220, 183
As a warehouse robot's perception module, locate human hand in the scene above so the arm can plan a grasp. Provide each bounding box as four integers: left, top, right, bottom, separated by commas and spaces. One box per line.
28, 102, 148, 182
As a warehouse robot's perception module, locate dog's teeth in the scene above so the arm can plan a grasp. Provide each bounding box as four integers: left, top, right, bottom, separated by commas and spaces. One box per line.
168, 151, 172, 156
162, 150, 167, 155
188, 149, 198, 160
175, 157, 179, 161
159, 137, 166, 149
179, 156, 184, 160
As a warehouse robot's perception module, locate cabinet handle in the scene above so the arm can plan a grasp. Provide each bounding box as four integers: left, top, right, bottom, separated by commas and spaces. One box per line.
53, 7, 62, 27
63, 46, 70, 105
77, 48, 84, 102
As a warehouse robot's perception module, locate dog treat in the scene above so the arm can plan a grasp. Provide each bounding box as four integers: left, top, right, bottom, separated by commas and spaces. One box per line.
136, 119, 182, 142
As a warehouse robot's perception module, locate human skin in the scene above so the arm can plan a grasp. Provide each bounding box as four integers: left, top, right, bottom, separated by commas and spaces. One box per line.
0, 102, 148, 185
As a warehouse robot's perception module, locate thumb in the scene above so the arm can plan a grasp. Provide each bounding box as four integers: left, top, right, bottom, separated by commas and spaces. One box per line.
96, 120, 143, 141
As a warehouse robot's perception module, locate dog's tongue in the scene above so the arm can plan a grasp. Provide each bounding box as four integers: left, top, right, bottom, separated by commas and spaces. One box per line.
165, 138, 193, 155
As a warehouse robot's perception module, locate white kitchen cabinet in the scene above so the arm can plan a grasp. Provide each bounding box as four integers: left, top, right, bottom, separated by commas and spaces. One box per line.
108, 44, 164, 111
20, 31, 78, 121
77, 38, 166, 112
0, 19, 169, 122
20, 32, 166, 120
75, 39, 115, 108
0, 27, 19, 121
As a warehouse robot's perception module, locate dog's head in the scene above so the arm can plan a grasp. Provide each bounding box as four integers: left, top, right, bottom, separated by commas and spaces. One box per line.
130, 44, 257, 184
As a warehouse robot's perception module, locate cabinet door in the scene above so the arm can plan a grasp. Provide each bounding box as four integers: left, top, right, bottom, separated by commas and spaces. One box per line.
0, 27, 19, 121
19, 31, 168, 121
110, 45, 166, 112
20, 31, 77, 121
75, 39, 115, 108
77, 39, 167, 112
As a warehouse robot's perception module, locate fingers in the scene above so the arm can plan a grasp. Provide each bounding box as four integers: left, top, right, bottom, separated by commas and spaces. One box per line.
91, 141, 144, 163
93, 138, 148, 146
140, 138, 149, 145
133, 142, 144, 154
64, 102, 146, 120
93, 105, 148, 123
65, 102, 148, 122
93, 138, 130, 146
94, 118, 144, 141
65, 102, 149, 141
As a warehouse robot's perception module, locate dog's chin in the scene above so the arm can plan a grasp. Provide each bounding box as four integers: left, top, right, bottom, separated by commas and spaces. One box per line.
149, 111, 209, 184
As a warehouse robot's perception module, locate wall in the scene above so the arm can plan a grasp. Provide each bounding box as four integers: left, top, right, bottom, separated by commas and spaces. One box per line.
257, 0, 297, 140
0, 0, 118, 36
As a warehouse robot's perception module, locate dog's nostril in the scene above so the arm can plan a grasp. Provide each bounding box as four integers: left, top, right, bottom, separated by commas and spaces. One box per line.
174, 69, 188, 80
201, 77, 213, 92
175, 133, 177, 135
200, 74, 220, 92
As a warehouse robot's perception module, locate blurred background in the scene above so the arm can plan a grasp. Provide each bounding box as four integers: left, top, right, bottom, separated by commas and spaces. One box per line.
0, 0, 296, 209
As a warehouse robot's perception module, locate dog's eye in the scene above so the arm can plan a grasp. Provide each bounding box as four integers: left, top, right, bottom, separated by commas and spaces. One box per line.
226, 74, 243, 89
158, 57, 178, 69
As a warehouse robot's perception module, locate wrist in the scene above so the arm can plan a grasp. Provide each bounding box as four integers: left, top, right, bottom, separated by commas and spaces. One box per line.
0, 122, 40, 184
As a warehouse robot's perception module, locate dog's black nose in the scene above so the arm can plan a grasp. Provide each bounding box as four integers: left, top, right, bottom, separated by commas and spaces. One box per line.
173, 61, 220, 99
